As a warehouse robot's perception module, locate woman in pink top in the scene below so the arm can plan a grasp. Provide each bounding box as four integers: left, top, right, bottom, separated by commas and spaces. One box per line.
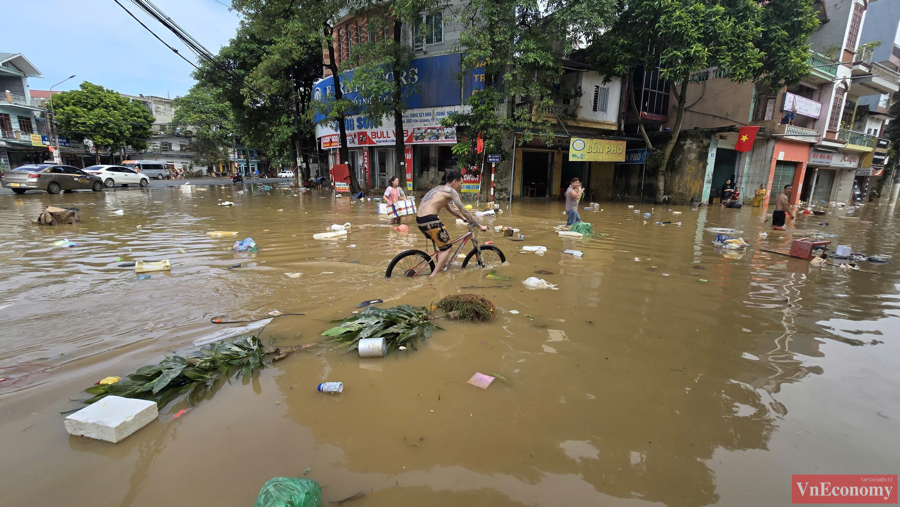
384, 176, 407, 224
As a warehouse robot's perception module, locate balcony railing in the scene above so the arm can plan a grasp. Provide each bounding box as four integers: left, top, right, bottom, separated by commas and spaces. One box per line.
871, 63, 900, 85
1, 129, 15, 140
776, 123, 820, 143
2, 93, 31, 107
856, 46, 874, 65
807, 52, 838, 79
837, 129, 875, 148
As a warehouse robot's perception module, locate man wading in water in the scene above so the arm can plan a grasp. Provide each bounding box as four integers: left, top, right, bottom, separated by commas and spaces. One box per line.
416, 170, 487, 277
772, 184, 794, 230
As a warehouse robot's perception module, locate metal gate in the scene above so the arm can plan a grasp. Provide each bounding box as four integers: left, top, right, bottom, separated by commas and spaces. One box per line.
772, 162, 796, 196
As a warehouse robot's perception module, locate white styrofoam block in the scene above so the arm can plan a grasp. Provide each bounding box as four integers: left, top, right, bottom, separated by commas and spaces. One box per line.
65, 396, 158, 443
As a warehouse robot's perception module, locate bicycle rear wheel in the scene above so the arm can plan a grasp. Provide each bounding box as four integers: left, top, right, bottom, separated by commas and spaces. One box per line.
461, 245, 507, 268
385, 250, 435, 278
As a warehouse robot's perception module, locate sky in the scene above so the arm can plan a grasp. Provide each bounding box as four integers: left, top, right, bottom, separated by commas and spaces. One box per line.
4, 0, 241, 98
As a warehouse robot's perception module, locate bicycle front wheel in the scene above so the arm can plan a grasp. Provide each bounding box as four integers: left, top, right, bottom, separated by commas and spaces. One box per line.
385, 250, 435, 278
461, 245, 507, 268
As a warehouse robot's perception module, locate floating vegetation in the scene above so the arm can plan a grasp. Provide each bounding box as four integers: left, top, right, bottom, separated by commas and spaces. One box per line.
322, 305, 439, 354
438, 294, 496, 323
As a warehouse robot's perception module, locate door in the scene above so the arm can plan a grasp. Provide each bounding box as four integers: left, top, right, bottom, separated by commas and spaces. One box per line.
121, 167, 142, 183
710, 149, 738, 200
377, 150, 388, 188
522, 151, 551, 197
63, 167, 92, 189
772, 162, 797, 200
811, 169, 835, 203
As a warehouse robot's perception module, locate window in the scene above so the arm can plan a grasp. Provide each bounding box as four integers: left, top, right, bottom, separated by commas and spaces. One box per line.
17, 116, 33, 135
867, 128, 873, 134
592, 85, 609, 113
179, 142, 187, 151
348, 24, 354, 53
0, 113, 11, 137
160, 142, 172, 151
873, 128, 879, 136
358, 25, 364, 46
828, 86, 846, 131
415, 12, 443, 49
846, 2, 863, 50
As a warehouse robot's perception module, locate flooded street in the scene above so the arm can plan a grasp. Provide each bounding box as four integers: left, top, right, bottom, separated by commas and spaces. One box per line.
1, 184, 898, 507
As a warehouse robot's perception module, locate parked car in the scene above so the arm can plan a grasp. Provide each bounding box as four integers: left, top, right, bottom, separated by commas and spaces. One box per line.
123, 160, 170, 179
84, 165, 150, 188
277, 170, 294, 178
2, 164, 104, 194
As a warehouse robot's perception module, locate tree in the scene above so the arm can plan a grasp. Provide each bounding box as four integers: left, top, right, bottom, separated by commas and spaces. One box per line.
172, 85, 235, 172
233, 0, 364, 194
441, 0, 571, 183
574, 0, 819, 203
346, 0, 445, 191
52, 82, 155, 163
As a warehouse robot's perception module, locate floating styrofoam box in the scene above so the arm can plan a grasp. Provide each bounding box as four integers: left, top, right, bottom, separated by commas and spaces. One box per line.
65, 396, 157, 443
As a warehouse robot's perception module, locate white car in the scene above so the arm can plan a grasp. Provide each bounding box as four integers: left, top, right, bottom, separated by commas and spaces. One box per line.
278, 170, 294, 178
84, 165, 150, 188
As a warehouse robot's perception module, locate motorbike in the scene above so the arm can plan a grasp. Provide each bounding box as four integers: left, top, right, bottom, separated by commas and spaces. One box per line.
232, 174, 243, 184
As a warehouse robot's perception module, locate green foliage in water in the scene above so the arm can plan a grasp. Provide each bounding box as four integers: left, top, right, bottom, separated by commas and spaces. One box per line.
322, 305, 438, 354
80, 336, 265, 409
438, 294, 496, 323
569, 222, 594, 236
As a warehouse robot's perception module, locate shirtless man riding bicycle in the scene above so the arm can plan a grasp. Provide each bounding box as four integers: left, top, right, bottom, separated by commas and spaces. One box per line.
416, 170, 487, 277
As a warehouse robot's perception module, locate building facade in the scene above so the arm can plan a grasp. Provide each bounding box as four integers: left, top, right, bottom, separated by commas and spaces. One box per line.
313, 1, 625, 201
660, 0, 899, 206
0, 52, 50, 171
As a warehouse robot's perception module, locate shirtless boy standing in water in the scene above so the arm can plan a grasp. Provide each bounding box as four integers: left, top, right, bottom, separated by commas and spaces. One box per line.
416, 170, 487, 277
772, 184, 794, 230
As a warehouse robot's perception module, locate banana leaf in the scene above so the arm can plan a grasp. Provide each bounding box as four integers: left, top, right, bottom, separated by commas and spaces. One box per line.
322, 305, 438, 355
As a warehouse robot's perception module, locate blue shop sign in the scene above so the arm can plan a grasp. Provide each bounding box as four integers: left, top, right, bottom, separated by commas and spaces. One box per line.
616, 149, 648, 164
313, 53, 484, 124
40, 135, 70, 147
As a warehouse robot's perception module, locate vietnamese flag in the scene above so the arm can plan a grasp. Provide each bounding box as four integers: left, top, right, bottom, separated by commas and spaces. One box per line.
476, 132, 484, 154
735, 126, 760, 152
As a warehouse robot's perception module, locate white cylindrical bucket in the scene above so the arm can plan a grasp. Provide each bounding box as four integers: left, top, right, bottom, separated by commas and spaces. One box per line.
358, 338, 387, 358
317, 382, 343, 393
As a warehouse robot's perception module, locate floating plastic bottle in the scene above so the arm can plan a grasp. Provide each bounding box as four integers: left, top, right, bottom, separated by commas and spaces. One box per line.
232, 238, 257, 252
317, 382, 343, 393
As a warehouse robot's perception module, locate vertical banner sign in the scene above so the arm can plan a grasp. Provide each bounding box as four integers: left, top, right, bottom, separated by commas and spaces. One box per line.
362, 149, 370, 187
461, 170, 481, 193
404, 146, 414, 192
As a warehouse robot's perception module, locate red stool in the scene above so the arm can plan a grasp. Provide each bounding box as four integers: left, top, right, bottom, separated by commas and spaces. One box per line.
789, 238, 830, 259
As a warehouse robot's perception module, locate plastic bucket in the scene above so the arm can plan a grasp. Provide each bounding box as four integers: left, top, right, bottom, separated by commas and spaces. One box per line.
317, 382, 343, 393
358, 338, 387, 358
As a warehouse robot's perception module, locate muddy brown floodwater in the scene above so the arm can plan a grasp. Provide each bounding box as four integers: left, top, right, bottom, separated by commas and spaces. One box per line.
1, 183, 898, 507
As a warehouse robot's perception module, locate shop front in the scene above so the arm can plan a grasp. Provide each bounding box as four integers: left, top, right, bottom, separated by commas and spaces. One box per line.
510, 136, 622, 200
802, 149, 860, 204
763, 140, 810, 207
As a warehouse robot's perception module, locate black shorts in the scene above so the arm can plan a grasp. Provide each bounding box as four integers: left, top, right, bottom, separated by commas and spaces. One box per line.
417, 214, 452, 251
773, 210, 786, 227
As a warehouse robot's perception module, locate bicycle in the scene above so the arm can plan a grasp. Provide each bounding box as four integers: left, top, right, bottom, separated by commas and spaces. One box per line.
385, 224, 507, 277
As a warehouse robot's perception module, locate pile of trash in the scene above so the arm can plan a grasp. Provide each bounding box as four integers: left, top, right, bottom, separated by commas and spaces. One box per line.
33, 206, 79, 226
712, 234, 749, 250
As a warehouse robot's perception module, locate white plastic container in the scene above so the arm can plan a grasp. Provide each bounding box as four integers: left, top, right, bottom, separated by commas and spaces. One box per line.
558, 231, 583, 238
835, 245, 852, 258
318, 382, 343, 393
358, 338, 387, 358
313, 230, 348, 240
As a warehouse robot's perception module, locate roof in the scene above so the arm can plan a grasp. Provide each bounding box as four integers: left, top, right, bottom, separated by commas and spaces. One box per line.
30, 90, 61, 99
0, 53, 43, 77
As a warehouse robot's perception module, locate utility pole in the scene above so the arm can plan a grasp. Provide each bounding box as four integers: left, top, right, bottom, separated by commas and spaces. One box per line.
47, 75, 75, 164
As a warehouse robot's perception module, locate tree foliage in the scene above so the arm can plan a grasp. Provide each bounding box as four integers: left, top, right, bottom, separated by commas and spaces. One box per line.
573, 0, 819, 202
233, 0, 363, 192
52, 82, 155, 154
172, 85, 235, 169
442, 0, 570, 173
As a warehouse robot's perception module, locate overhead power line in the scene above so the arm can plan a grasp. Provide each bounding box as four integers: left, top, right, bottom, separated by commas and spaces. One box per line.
113, 0, 199, 70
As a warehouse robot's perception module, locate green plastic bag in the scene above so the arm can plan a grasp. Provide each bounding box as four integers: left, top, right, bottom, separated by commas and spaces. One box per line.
569, 222, 594, 236
253, 477, 322, 507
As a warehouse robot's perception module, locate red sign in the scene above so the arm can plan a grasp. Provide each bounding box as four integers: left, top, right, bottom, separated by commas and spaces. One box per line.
362, 149, 369, 187
404, 146, 413, 191
321, 127, 457, 148
792, 475, 897, 504
330, 163, 351, 193
461, 170, 481, 193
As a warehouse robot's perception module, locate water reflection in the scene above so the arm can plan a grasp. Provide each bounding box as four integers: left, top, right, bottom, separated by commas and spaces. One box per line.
0, 185, 898, 506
